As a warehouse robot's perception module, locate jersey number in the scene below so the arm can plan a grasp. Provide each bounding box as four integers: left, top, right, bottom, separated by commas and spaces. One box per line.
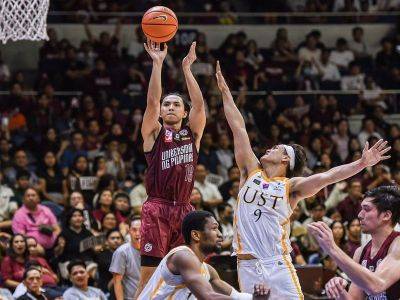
185, 164, 194, 182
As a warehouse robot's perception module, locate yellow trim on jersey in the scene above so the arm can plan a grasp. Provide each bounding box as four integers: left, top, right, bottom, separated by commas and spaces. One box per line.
282, 255, 304, 299
280, 220, 304, 299
234, 196, 243, 254
167, 284, 186, 300
151, 278, 165, 299
246, 168, 262, 180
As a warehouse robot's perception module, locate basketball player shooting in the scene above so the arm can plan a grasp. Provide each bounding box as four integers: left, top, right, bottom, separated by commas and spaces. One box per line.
215, 61, 391, 299
308, 186, 400, 299
138, 211, 270, 299
136, 40, 206, 296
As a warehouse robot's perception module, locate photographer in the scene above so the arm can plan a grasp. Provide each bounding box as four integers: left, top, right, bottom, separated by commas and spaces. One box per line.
12, 188, 61, 251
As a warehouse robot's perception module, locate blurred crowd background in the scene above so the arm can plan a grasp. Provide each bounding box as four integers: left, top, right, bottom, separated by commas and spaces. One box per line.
0, 1, 400, 298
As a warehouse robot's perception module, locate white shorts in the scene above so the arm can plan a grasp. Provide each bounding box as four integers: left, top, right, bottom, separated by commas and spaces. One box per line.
237, 255, 304, 300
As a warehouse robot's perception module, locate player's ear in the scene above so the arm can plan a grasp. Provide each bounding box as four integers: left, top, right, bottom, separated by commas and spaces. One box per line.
381, 210, 392, 223
282, 154, 290, 166
191, 230, 201, 242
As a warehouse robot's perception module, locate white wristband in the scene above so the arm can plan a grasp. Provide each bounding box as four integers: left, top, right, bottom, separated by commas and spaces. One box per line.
230, 288, 252, 300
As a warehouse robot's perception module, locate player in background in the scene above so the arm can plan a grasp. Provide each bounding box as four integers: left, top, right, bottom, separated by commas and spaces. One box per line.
138, 210, 270, 300
215, 61, 391, 299
135, 40, 207, 296
308, 186, 400, 299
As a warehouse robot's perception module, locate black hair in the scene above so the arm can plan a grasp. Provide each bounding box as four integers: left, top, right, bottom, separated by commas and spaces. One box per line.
67, 259, 86, 275
365, 186, 400, 225
8, 234, 29, 260
217, 203, 231, 214
352, 26, 363, 34
23, 266, 42, 280
161, 93, 192, 125
96, 189, 115, 211
65, 208, 84, 228
16, 169, 31, 180
106, 228, 123, 240
310, 201, 326, 210
285, 144, 307, 178
330, 221, 346, 249
181, 211, 214, 245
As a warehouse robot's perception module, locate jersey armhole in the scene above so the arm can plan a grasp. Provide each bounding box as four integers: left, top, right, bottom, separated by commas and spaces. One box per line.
245, 168, 261, 181
143, 126, 164, 155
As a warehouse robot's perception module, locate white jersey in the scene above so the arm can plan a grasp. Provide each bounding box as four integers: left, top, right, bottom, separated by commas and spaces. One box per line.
138, 246, 210, 300
233, 169, 293, 258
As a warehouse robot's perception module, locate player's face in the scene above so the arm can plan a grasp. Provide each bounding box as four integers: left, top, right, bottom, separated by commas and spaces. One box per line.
358, 197, 384, 234
160, 96, 187, 125
260, 144, 287, 166
199, 217, 223, 254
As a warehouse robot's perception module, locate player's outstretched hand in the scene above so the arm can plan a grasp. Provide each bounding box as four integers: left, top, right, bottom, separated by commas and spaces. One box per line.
360, 139, 391, 167
144, 39, 168, 64
253, 284, 270, 299
182, 41, 197, 69
325, 277, 348, 299
215, 61, 230, 93
307, 221, 335, 254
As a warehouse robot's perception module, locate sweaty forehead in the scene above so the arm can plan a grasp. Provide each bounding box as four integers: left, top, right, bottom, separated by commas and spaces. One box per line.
361, 197, 376, 208
163, 95, 183, 104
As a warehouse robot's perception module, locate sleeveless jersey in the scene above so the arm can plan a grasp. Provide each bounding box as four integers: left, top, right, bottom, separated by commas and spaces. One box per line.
359, 230, 400, 300
233, 169, 292, 258
145, 126, 198, 204
138, 246, 210, 300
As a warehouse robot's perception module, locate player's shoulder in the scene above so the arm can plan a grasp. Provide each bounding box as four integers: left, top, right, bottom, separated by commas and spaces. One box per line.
388, 235, 400, 256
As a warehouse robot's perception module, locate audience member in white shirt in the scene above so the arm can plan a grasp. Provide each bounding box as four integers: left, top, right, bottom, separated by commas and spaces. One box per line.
348, 27, 370, 59
330, 38, 355, 72
298, 35, 321, 63
341, 62, 365, 90
313, 49, 341, 87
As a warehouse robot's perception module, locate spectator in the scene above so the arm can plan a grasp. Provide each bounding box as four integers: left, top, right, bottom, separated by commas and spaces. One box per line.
95, 229, 123, 295
12, 188, 60, 250
128, 171, 147, 216
330, 38, 355, 72
113, 192, 131, 224
340, 62, 365, 91
375, 38, 400, 80
226, 180, 240, 208
198, 133, 219, 174
190, 187, 204, 211
5, 150, 38, 187
0, 170, 17, 230
330, 220, 347, 251
217, 203, 234, 254
312, 48, 341, 89
219, 166, 240, 201
16, 267, 50, 300
55, 208, 95, 265
298, 34, 321, 62
63, 260, 107, 300
357, 117, 383, 146
100, 212, 118, 233
215, 133, 234, 181
349, 27, 370, 60
59, 131, 87, 172
337, 180, 363, 223
345, 218, 361, 257
194, 164, 223, 215
109, 217, 141, 300
92, 189, 114, 223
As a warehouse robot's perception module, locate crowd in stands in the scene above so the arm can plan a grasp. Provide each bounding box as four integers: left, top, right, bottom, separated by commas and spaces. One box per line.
0, 21, 400, 298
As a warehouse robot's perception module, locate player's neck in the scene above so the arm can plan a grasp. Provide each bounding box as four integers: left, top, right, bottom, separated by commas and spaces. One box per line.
262, 164, 285, 178
371, 226, 394, 250
164, 123, 182, 132
190, 245, 206, 262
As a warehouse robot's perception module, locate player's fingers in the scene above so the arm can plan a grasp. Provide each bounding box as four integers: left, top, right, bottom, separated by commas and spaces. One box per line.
363, 141, 369, 152
380, 155, 391, 160
376, 140, 388, 151
379, 146, 391, 155
163, 43, 168, 52
371, 139, 383, 150
216, 60, 221, 73
144, 43, 149, 53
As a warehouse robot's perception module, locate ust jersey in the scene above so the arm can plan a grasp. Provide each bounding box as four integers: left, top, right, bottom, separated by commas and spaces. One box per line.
138, 246, 210, 300
233, 169, 292, 258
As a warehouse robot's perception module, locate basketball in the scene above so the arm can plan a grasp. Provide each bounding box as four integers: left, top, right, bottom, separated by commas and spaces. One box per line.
141, 6, 178, 43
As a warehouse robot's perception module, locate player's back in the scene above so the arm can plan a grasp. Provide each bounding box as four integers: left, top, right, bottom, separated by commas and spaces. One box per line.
233, 169, 292, 258
360, 230, 400, 299
138, 246, 210, 300
145, 126, 198, 204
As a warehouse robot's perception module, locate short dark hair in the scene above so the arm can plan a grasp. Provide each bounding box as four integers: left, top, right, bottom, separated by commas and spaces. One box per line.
365, 186, 400, 225
181, 211, 214, 245
23, 267, 42, 280
106, 228, 123, 239
217, 203, 231, 214
286, 144, 307, 177
67, 260, 86, 275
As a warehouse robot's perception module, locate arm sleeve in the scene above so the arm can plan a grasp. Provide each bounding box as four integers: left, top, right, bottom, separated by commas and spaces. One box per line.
109, 248, 126, 275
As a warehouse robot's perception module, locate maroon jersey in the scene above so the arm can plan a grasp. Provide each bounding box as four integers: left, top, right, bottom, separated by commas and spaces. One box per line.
359, 230, 400, 300
145, 126, 198, 204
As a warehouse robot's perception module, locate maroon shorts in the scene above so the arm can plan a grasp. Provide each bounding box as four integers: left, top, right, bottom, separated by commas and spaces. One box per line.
140, 198, 194, 258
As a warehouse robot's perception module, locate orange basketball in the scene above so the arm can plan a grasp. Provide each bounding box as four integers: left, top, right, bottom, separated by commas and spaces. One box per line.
141, 6, 178, 43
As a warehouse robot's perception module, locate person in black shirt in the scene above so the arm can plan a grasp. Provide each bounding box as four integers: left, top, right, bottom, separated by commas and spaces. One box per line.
17, 267, 51, 300
95, 229, 123, 295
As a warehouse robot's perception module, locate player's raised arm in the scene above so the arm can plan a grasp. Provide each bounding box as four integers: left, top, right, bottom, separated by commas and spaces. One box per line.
289, 140, 390, 204
182, 42, 206, 151
215, 61, 259, 181
141, 40, 167, 151
308, 221, 400, 296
